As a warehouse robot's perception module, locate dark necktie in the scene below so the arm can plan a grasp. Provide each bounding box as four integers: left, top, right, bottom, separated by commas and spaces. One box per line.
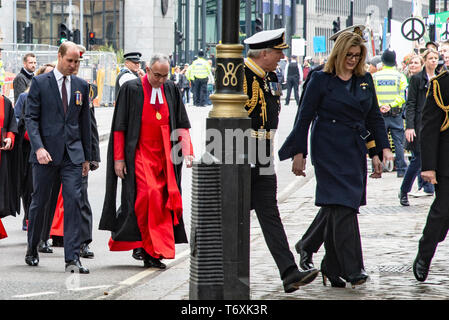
62, 76, 68, 114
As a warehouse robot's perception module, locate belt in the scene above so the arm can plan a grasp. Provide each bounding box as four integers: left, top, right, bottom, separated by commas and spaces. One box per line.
251, 130, 275, 140
317, 116, 371, 140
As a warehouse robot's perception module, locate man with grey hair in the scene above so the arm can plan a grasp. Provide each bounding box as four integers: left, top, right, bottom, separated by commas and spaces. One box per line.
100, 53, 194, 269
243, 28, 318, 293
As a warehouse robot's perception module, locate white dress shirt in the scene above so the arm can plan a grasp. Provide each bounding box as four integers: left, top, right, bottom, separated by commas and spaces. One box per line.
53, 67, 71, 105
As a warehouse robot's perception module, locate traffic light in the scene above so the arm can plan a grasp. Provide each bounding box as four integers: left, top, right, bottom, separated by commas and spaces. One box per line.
332, 17, 341, 34
24, 25, 33, 43
58, 23, 71, 44
175, 30, 183, 45
88, 32, 96, 45
255, 17, 263, 33
73, 29, 81, 44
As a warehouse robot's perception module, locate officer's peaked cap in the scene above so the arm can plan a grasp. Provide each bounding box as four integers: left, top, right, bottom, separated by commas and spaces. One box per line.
244, 28, 289, 50
124, 52, 142, 62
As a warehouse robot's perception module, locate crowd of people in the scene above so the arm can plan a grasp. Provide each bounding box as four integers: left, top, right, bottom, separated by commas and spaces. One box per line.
170, 50, 214, 107
2, 22, 449, 295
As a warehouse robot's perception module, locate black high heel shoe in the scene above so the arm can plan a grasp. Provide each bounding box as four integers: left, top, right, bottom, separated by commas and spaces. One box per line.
346, 270, 369, 288
320, 261, 346, 288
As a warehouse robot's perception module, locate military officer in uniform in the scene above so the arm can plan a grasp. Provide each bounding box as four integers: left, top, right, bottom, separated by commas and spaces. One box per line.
413, 70, 449, 282
115, 52, 144, 99
243, 28, 319, 294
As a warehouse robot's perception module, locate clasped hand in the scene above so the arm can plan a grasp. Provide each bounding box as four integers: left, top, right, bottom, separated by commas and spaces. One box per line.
0, 138, 12, 151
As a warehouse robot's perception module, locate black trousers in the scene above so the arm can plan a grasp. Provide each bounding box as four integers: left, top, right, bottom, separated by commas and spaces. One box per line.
251, 167, 296, 278
418, 175, 449, 263
320, 205, 364, 279
79, 174, 93, 245
40, 178, 61, 242
285, 77, 300, 106
40, 174, 92, 245
27, 152, 83, 262
299, 207, 326, 254
193, 78, 208, 106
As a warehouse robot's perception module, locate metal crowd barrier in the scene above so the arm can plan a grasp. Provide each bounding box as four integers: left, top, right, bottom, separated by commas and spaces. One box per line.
1, 43, 117, 106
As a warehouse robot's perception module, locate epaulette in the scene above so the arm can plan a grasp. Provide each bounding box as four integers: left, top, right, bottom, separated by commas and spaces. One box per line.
430, 71, 449, 132
430, 70, 448, 82
426, 71, 448, 98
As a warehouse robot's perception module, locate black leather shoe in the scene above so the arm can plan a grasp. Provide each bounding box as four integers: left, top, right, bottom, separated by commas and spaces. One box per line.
132, 248, 145, 261
65, 259, 90, 274
413, 256, 430, 282
143, 255, 166, 269
295, 240, 314, 270
38, 240, 53, 254
52, 236, 64, 247
399, 191, 409, 206
80, 243, 94, 259
282, 267, 319, 293
25, 248, 39, 266
397, 172, 405, 178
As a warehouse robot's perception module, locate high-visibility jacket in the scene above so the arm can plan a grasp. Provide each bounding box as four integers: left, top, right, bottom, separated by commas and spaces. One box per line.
372, 66, 407, 110
0, 60, 5, 88
189, 57, 211, 79
185, 65, 193, 81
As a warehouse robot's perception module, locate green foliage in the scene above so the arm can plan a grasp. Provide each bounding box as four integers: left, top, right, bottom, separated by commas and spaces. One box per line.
97, 44, 124, 64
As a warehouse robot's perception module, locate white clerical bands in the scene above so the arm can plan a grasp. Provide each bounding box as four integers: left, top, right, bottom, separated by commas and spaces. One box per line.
150, 87, 164, 104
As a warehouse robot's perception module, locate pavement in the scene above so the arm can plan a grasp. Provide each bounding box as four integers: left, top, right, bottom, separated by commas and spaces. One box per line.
91, 104, 448, 301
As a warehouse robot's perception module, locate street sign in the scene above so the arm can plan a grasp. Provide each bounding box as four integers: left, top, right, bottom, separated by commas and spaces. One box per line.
401, 17, 425, 41
292, 38, 305, 57
313, 36, 326, 53
435, 11, 449, 28
441, 23, 449, 41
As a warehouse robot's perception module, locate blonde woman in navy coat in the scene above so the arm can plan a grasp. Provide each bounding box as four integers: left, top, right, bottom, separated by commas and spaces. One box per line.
279, 32, 393, 288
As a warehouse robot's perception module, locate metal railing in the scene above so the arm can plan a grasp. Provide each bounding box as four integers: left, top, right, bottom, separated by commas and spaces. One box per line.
0, 43, 118, 106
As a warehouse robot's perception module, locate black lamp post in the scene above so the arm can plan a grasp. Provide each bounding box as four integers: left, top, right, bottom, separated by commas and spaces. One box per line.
189, 0, 251, 300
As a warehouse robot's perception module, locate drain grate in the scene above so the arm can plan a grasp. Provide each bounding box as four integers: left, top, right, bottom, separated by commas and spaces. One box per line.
359, 205, 427, 215
372, 264, 412, 273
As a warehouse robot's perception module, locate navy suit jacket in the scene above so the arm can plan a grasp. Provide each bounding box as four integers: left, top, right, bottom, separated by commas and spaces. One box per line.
25, 71, 91, 165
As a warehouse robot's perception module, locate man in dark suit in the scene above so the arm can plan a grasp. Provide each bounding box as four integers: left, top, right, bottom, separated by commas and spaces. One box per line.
284, 55, 302, 106
413, 70, 449, 282
25, 41, 91, 273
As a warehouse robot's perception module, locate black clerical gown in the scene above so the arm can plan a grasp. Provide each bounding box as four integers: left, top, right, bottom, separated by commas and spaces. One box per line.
99, 78, 190, 244
0, 95, 19, 218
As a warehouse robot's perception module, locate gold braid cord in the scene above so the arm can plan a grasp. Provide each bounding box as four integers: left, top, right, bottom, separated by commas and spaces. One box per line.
245, 76, 260, 115
258, 87, 267, 127
432, 80, 449, 132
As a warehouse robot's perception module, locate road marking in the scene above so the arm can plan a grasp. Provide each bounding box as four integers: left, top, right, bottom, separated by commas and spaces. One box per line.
68, 285, 112, 291
119, 249, 190, 286
12, 291, 58, 298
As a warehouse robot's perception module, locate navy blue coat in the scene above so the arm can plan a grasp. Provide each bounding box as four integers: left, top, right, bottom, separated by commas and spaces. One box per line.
279, 71, 389, 210
25, 71, 91, 165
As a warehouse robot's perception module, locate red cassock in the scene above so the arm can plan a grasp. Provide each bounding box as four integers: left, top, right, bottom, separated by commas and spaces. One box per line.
50, 186, 64, 238
109, 76, 193, 259
0, 95, 15, 165
0, 219, 7, 239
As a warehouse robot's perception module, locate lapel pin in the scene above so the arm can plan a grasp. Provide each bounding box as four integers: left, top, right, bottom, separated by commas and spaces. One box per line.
360, 82, 368, 90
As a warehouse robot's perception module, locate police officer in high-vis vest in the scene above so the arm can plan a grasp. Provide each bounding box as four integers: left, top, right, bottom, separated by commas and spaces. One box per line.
372, 49, 408, 177
115, 52, 144, 99
0, 48, 5, 91
189, 50, 211, 107
243, 28, 319, 294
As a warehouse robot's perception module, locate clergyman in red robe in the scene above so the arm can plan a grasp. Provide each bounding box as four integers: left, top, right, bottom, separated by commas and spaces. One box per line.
100, 53, 194, 269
